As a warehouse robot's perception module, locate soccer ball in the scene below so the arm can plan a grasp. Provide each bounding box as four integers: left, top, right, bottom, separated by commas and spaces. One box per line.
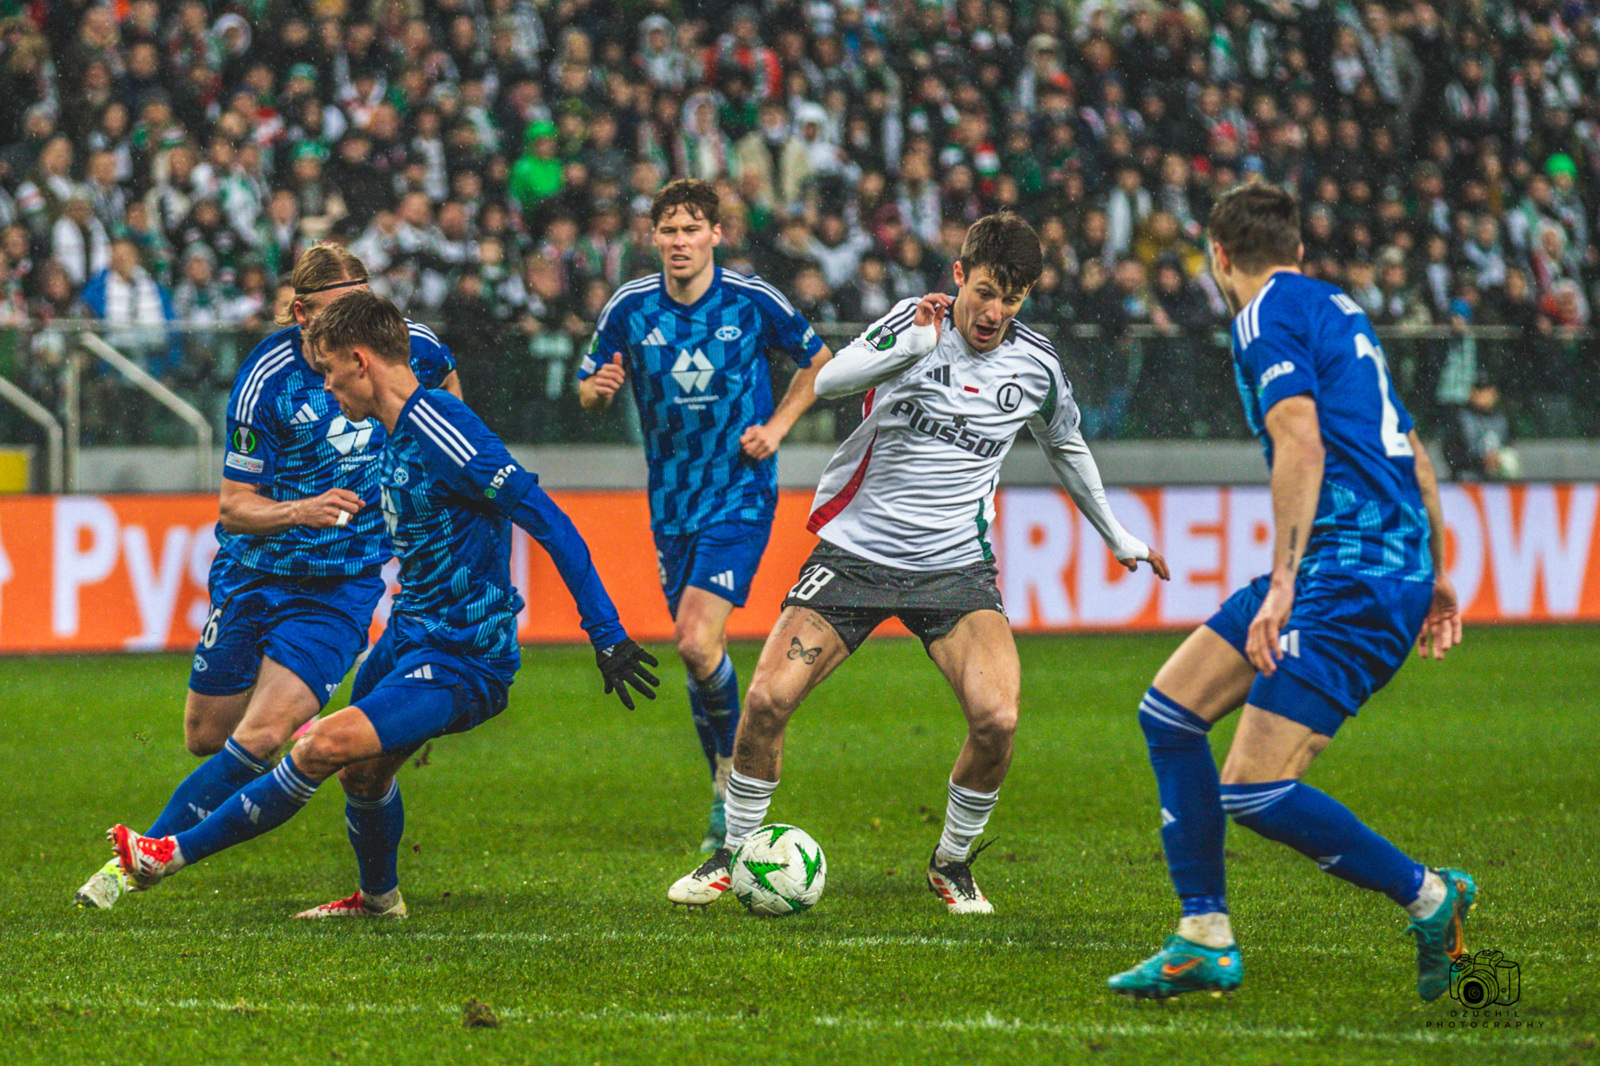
730, 824, 827, 916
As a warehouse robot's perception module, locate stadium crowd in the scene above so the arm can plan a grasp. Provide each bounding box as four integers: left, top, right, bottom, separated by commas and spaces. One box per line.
0, 0, 1595, 447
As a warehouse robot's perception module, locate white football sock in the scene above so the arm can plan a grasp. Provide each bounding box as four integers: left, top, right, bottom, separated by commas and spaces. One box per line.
1405, 869, 1448, 920
363, 886, 402, 910
724, 769, 777, 851
936, 779, 999, 865
1178, 911, 1235, 949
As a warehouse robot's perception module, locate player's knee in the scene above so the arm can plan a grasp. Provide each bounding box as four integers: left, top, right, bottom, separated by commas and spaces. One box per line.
673, 607, 725, 672
182, 710, 229, 757
967, 703, 1018, 753
744, 680, 797, 731
337, 761, 392, 801
291, 726, 350, 779
183, 726, 226, 758
183, 695, 232, 756
674, 627, 722, 678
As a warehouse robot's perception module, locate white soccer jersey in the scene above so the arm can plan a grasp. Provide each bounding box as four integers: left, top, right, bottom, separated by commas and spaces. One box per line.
807, 298, 1148, 571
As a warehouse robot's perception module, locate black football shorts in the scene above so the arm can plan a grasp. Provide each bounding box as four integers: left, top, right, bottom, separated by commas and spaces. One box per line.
780, 541, 1007, 653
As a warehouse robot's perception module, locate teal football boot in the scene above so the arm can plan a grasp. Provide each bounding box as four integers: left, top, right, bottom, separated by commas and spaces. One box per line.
1409, 867, 1477, 1002
1108, 935, 1244, 999
699, 797, 727, 853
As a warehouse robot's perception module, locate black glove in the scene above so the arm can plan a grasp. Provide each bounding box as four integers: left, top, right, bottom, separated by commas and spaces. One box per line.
596, 639, 660, 709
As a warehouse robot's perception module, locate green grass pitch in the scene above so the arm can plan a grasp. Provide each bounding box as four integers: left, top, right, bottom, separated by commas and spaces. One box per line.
2, 628, 1596, 1065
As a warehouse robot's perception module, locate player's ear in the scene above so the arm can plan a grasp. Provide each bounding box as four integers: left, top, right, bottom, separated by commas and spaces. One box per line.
711, 222, 723, 247
1297, 241, 1305, 265
952, 259, 966, 288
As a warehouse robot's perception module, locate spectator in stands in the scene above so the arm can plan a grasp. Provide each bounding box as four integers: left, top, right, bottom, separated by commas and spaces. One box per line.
835, 251, 893, 324
170, 243, 228, 325
52, 189, 111, 288
1443, 377, 1516, 481
1373, 247, 1433, 327
81, 237, 178, 371
15, 134, 74, 239
0, 0, 1592, 450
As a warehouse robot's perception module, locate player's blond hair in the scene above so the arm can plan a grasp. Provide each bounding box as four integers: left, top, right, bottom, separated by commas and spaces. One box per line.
274, 243, 369, 325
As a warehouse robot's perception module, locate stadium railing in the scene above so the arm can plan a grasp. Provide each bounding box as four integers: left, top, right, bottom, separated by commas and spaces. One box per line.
0, 320, 1591, 491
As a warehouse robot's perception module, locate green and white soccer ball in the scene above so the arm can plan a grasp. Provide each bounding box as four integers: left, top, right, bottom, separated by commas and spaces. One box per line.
730, 824, 827, 916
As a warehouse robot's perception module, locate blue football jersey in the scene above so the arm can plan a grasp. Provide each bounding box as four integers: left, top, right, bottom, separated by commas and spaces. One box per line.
578, 268, 825, 534
382, 388, 626, 666
1232, 272, 1431, 582
217, 320, 456, 579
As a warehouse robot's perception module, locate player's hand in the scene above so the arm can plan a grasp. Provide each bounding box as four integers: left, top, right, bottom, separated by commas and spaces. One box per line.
596, 639, 660, 710
590, 353, 627, 400
1120, 547, 1170, 580
740, 422, 783, 460
1417, 572, 1463, 661
912, 292, 954, 349
293, 489, 363, 529
1245, 580, 1295, 675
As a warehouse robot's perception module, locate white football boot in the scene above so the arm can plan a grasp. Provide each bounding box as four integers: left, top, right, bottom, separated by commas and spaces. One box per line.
668, 847, 733, 906
75, 859, 135, 909
293, 889, 408, 919
927, 841, 995, 914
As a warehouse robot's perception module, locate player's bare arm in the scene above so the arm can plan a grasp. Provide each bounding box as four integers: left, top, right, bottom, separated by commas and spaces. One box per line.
218, 477, 362, 535
578, 353, 626, 411
438, 369, 463, 398
1247, 394, 1324, 674
1408, 429, 1462, 660
740, 346, 835, 460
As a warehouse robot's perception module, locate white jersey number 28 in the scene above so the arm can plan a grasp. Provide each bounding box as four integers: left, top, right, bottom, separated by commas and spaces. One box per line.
788, 565, 837, 601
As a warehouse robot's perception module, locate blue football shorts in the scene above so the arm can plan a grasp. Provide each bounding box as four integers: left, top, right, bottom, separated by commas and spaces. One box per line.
1206, 564, 1433, 737
653, 518, 773, 617
349, 615, 515, 754
189, 554, 384, 707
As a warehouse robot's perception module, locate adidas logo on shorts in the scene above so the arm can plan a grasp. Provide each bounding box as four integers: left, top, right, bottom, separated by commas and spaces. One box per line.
709, 571, 736, 591
404, 665, 435, 680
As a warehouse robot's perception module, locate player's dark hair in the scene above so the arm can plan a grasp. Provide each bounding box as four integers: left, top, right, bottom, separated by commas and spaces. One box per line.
957, 213, 1043, 295
302, 289, 409, 365
278, 243, 368, 325
1207, 184, 1302, 273
650, 179, 721, 227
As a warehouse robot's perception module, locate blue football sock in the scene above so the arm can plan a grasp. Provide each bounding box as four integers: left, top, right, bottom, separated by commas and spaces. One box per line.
146, 737, 271, 838
1138, 688, 1228, 915
345, 780, 404, 896
687, 653, 740, 775
1221, 780, 1427, 905
174, 755, 320, 866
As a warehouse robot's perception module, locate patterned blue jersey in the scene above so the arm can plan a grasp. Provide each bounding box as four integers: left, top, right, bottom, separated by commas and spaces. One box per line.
1231, 272, 1431, 582
217, 320, 456, 579
382, 388, 627, 666
578, 268, 825, 534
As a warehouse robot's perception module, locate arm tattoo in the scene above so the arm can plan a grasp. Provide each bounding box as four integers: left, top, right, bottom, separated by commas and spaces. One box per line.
787, 636, 821, 664
1285, 526, 1299, 573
